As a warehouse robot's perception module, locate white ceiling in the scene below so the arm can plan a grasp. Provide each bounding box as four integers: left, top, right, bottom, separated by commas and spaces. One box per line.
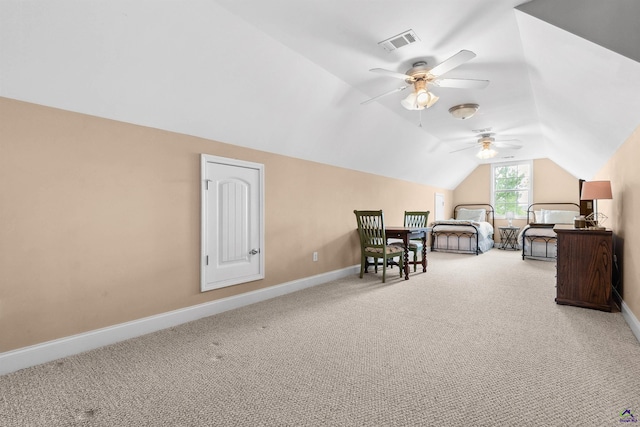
1, 0, 639, 189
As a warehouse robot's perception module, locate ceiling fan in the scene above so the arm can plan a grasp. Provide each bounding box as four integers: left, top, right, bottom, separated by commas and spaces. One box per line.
450, 134, 522, 159
362, 50, 489, 110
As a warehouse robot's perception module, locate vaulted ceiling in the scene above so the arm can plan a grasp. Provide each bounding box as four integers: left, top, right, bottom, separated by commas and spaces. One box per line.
2, 0, 639, 189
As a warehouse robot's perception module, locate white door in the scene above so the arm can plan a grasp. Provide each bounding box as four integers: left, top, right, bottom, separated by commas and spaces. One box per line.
201, 155, 264, 291
435, 193, 445, 221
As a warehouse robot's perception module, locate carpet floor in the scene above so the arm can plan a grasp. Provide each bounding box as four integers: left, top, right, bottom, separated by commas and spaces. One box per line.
1, 249, 639, 426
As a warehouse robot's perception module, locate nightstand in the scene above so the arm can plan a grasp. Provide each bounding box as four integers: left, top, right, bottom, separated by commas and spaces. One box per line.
498, 226, 519, 250
554, 226, 613, 311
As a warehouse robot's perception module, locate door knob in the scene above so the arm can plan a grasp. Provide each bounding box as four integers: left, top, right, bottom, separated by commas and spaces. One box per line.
249, 249, 260, 255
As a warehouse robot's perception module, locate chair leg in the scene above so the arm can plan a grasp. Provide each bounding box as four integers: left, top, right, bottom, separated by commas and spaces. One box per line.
413, 251, 417, 272
359, 254, 365, 278
381, 256, 386, 283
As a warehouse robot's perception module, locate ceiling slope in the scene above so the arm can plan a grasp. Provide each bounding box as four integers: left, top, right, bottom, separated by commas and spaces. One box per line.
515, 11, 640, 180
517, 0, 640, 63
1, 0, 639, 189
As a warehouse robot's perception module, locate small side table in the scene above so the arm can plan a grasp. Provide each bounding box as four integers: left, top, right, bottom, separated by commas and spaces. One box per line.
499, 226, 519, 250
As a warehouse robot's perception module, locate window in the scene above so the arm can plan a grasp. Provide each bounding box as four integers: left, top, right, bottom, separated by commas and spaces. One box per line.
492, 161, 532, 218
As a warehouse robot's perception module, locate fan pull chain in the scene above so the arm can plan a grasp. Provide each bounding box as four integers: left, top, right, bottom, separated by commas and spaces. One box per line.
418, 109, 423, 127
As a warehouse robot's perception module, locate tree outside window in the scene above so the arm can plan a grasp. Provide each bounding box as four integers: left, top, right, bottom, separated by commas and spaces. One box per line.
493, 162, 532, 218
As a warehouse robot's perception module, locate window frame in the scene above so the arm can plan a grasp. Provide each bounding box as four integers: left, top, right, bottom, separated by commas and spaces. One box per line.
491, 160, 533, 219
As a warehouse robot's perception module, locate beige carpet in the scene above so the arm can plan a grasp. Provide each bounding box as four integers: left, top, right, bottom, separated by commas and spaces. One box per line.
1, 249, 639, 426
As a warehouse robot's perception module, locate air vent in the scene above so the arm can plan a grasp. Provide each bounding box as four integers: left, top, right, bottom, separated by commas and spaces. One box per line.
472, 127, 493, 134
378, 30, 420, 52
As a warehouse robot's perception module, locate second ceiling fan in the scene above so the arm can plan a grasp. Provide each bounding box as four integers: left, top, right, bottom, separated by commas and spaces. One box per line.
450, 134, 523, 159
362, 50, 489, 110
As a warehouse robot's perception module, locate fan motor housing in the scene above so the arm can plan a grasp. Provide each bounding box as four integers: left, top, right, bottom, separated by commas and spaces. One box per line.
406, 61, 431, 80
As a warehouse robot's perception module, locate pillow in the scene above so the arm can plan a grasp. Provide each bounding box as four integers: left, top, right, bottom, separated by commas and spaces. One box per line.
534, 210, 543, 223
541, 209, 579, 224
456, 208, 486, 222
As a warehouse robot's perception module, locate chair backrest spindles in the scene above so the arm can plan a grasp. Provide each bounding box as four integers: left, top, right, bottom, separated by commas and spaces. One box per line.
404, 211, 430, 228
354, 210, 386, 248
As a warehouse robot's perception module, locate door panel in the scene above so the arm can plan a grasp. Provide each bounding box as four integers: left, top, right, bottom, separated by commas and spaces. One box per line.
201, 155, 264, 291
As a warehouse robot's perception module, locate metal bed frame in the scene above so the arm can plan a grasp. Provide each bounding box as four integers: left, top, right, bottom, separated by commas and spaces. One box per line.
431, 204, 495, 255
521, 202, 580, 261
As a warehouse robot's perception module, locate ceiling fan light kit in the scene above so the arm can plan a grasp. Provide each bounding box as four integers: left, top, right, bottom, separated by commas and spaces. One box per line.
401, 89, 439, 110
476, 137, 497, 159
448, 103, 479, 120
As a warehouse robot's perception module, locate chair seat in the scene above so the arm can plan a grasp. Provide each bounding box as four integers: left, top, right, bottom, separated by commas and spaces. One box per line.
365, 244, 404, 255
408, 240, 423, 250
388, 239, 422, 250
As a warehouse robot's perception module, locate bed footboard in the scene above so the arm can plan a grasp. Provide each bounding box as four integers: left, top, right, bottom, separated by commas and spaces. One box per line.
431, 224, 480, 255
521, 225, 556, 261
520, 202, 580, 261
430, 203, 495, 256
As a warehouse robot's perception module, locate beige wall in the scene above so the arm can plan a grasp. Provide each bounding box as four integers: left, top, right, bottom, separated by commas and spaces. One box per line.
591, 125, 640, 323
453, 159, 580, 231
0, 98, 450, 352
4, 96, 636, 354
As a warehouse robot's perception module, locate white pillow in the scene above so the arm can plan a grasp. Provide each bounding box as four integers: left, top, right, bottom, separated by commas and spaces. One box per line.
534, 210, 543, 223
457, 208, 486, 222
542, 209, 579, 224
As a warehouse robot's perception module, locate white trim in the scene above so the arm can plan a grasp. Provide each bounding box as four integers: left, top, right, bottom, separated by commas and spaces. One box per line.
0, 265, 359, 376
621, 299, 640, 344
491, 160, 533, 219
434, 192, 445, 221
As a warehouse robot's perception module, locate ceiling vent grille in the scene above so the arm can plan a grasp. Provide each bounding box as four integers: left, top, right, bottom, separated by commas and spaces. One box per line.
472, 127, 493, 134
378, 30, 420, 52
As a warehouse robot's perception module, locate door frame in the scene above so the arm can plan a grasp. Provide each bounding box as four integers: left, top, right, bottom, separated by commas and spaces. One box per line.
434, 192, 445, 221
200, 154, 265, 292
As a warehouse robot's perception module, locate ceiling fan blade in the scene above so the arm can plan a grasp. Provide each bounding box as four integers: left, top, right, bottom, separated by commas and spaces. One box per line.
360, 85, 408, 105
428, 49, 476, 77
369, 68, 413, 81
433, 78, 490, 89
494, 140, 523, 149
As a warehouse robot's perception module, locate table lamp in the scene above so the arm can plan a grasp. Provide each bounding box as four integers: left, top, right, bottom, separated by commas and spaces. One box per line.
505, 211, 514, 227
580, 180, 612, 229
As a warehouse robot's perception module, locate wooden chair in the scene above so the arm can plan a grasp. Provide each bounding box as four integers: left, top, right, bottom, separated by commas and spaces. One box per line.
404, 211, 430, 272
354, 210, 404, 283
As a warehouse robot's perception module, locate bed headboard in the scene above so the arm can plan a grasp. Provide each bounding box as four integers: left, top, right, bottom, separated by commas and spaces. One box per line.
526, 202, 580, 224
454, 204, 495, 228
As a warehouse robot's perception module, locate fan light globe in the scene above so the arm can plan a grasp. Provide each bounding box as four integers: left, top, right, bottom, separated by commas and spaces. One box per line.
401, 90, 438, 110
419, 92, 439, 108
416, 89, 429, 104
401, 92, 423, 110
476, 147, 497, 159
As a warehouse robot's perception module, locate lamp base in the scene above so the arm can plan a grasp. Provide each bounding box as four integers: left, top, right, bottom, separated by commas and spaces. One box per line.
585, 212, 607, 230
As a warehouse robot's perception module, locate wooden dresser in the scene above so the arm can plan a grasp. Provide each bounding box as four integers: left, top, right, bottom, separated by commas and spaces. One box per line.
554, 226, 613, 312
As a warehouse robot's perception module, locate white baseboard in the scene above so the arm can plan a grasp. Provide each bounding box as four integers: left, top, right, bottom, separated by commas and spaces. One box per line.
621, 299, 640, 343
0, 265, 360, 376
